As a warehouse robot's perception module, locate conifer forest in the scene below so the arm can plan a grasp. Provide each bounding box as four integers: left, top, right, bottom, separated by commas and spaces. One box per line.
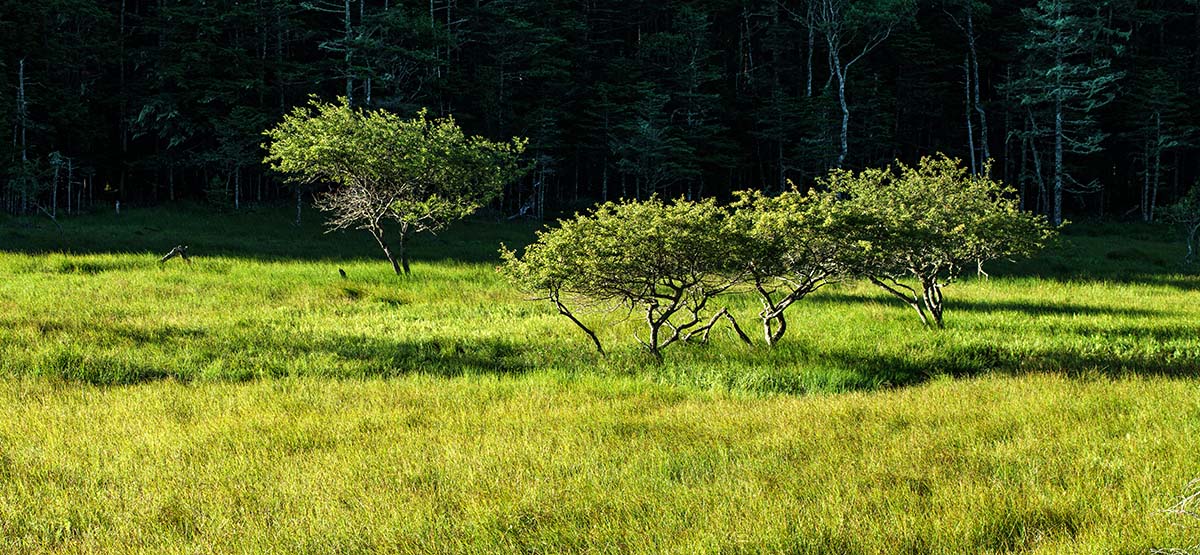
3, 0, 1198, 224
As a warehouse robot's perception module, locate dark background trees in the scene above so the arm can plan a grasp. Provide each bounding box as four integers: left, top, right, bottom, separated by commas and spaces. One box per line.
2, 0, 1198, 223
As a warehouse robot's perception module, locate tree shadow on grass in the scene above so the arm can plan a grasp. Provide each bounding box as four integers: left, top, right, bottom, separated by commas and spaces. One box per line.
1, 205, 539, 265
813, 340, 1200, 392
808, 292, 1169, 318
305, 333, 531, 378
12, 318, 533, 385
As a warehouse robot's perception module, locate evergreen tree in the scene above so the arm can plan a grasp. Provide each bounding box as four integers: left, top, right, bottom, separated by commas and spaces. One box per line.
1006, 0, 1127, 225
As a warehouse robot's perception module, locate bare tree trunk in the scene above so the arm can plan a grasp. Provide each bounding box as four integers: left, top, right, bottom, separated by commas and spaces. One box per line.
766, 312, 786, 346
66, 158, 73, 215
370, 227, 404, 275
345, 0, 353, 103
51, 159, 59, 218
1018, 120, 1028, 212
1053, 97, 1064, 226
1150, 112, 1162, 222
1142, 139, 1151, 222
869, 277, 931, 327
294, 187, 303, 227
552, 295, 604, 355
921, 280, 944, 328
17, 58, 27, 164
805, 2, 814, 97
601, 159, 608, 202
963, 54, 976, 174
398, 228, 411, 275
833, 57, 849, 168
967, 8, 989, 166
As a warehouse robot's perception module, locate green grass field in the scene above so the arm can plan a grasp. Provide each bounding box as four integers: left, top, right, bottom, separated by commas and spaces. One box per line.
2, 205, 1199, 553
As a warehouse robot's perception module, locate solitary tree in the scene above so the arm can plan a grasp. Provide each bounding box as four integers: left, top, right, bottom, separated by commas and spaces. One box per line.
264, 97, 526, 274
500, 196, 750, 359
830, 155, 1055, 327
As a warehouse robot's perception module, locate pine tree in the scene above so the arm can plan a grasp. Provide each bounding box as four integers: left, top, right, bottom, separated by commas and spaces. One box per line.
1007, 0, 1127, 225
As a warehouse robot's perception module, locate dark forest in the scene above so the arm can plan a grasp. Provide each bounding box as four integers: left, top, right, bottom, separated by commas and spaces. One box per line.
1, 0, 1197, 224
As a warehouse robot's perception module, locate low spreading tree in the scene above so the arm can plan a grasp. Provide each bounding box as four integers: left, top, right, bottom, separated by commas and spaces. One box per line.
729, 186, 865, 346
829, 155, 1055, 327
500, 196, 750, 359
263, 97, 526, 275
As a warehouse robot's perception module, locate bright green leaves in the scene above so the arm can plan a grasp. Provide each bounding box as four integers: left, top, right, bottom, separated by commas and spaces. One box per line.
505, 155, 1056, 353
501, 196, 746, 358
263, 97, 526, 274
828, 155, 1057, 326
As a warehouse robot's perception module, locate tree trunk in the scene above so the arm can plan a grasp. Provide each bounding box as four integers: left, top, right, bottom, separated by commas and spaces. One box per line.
967, 9, 989, 166
294, 187, 303, 226
805, 2, 814, 97
1053, 97, 1064, 226
834, 60, 849, 168
921, 280, 944, 328
765, 312, 786, 347
52, 159, 59, 219
1150, 112, 1161, 222
963, 54, 976, 174
646, 306, 662, 361
66, 158, 73, 215
344, 0, 353, 103
17, 58, 27, 164
370, 227, 404, 275
398, 231, 411, 275
1142, 139, 1151, 222
869, 277, 930, 326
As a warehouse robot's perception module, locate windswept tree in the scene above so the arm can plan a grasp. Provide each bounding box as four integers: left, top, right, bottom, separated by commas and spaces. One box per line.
500, 197, 750, 359
830, 155, 1055, 327
264, 97, 526, 274
729, 186, 865, 346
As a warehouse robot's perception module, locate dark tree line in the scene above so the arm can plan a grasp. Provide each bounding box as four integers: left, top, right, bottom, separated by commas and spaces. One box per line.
2, 0, 1198, 224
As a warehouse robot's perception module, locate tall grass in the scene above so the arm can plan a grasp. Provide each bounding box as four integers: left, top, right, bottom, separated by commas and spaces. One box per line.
1, 374, 1197, 553
1, 205, 1199, 553
1, 205, 1198, 392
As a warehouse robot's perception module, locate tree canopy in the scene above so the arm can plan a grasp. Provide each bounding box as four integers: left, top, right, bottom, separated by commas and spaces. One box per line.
264, 97, 525, 274
501, 196, 749, 358
829, 155, 1056, 327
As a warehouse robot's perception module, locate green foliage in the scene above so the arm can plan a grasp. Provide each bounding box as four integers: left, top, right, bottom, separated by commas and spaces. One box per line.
827, 155, 1056, 327
264, 97, 526, 274
729, 185, 866, 345
501, 196, 746, 358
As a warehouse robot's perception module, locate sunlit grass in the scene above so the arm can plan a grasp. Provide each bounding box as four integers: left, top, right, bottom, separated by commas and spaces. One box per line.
2, 242, 1197, 392
0, 374, 1197, 554
1, 205, 1199, 552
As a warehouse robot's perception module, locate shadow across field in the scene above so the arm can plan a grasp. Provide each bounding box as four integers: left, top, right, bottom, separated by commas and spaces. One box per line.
818, 341, 1200, 386
0, 204, 540, 265
808, 292, 1168, 319
8, 317, 532, 385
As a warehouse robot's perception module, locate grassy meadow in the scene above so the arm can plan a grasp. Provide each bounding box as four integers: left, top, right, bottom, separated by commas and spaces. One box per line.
2, 204, 1200, 553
